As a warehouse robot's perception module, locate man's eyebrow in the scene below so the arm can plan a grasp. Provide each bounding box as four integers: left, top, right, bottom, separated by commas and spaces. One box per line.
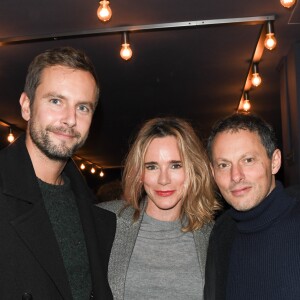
42, 92, 66, 99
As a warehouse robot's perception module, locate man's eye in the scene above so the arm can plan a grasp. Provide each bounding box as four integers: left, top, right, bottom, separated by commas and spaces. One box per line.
217, 163, 228, 169
244, 157, 254, 164
50, 98, 61, 105
78, 105, 90, 112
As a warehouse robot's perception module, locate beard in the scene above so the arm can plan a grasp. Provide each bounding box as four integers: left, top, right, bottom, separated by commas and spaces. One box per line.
29, 120, 88, 161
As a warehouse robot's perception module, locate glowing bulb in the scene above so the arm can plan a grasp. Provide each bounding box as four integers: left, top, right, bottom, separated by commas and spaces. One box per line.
80, 163, 86, 170
280, 0, 296, 8
97, 0, 112, 22
264, 33, 277, 50
243, 100, 251, 112
120, 43, 133, 60
99, 170, 104, 177
91, 167, 96, 174
7, 132, 15, 143
251, 73, 262, 87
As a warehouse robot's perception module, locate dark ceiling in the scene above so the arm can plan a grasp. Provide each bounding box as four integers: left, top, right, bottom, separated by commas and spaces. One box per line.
0, 0, 300, 176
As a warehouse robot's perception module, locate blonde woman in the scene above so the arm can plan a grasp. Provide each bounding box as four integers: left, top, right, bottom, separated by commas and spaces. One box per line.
98, 117, 220, 300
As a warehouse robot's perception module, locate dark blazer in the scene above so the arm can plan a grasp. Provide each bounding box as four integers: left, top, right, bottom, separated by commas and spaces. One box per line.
204, 211, 236, 300
0, 135, 116, 300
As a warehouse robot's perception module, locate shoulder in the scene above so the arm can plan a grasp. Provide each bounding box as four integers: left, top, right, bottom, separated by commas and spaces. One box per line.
200, 221, 214, 237
193, 221, 214, 244
214, 209, 234, 227
285, 184, 300, 200
97, 199, 128, 215
209, 210, 236, 241
97, 199, 145, 224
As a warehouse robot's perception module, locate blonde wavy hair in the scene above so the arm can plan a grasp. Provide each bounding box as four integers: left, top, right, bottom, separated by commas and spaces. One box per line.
122, 117, 220, 232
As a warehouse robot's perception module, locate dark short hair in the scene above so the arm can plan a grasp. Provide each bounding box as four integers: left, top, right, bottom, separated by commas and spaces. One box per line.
207, 113, 278, 160
24, 46, 100, 105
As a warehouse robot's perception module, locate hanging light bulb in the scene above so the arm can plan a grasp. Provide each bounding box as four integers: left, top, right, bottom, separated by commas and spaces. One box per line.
243, 91, 251, 112
99, 170, 104, 177
91, 167, 96, 174
80, 163, 86, 170
280, 0, 296, 8
251, 63, 262, 87
120, 32, 133, 61
97, 0, 112, 22
264, 21, 277, 50
7, 128, 15, 143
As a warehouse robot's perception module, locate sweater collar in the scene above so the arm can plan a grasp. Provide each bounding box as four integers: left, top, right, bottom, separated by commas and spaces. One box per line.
229, 181, 293, 233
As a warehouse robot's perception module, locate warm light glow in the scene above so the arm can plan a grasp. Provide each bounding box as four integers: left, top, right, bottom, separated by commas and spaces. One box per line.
99, 170, 104, 177
80, 163, 86, 170
243, 100, 251, 112
7, 132, 15, 143
91, 167, 96, 174
251, 73, 262, 87
264, 33, 277, 50
120, 43, 133, 60
280, 0, 296, 8
97, 0, 112, 22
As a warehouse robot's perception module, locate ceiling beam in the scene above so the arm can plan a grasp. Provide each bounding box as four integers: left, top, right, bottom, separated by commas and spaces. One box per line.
0, 15, 275, 46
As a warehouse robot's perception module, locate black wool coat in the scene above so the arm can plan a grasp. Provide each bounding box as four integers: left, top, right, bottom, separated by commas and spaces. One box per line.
0, 135, 116, 300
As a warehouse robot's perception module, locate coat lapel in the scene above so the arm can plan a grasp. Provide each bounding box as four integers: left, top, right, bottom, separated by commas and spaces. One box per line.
193, 222, 213, 280
1, 135, 73, 299
65, 161, 115, 299
108, 202, 145, 300
10, 200, 73, 300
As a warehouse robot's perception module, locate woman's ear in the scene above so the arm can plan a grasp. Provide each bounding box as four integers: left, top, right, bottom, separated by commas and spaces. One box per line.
19, 92, 31, 121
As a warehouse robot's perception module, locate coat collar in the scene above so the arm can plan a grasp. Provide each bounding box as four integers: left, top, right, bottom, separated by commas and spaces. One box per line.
1, 134, 42, 204
0, 134, 105, 299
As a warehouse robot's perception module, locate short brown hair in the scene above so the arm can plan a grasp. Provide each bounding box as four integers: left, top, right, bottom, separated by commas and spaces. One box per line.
24, 46, 100, 106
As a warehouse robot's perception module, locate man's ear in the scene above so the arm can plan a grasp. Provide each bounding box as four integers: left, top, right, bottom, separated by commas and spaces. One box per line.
19, 92, 31, 121
271, 149, 281, 175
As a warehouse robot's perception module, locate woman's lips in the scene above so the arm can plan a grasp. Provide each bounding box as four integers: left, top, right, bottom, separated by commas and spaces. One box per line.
155, 190, 175, 197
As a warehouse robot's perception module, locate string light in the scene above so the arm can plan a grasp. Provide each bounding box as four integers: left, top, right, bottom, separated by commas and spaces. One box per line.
74, 155, 105, 178
264, 21, 277, 50
97, 0, 112, 22
242, 91, 251, 112
251, 63, 262, 87
7, 128, 15, 143
280, 0, 296, 8
120, 32, 133, 61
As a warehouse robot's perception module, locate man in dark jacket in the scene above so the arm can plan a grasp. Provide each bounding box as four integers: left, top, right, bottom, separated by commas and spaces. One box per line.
0, 47, 116, 300
204, 113, 300, 300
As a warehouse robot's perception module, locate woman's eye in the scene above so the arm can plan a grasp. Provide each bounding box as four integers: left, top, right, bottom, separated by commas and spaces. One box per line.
171, 163, 182, 169
145, 164, 157, 170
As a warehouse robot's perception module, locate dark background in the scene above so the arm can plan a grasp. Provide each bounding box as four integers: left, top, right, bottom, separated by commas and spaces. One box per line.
1, 0, 300, 190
